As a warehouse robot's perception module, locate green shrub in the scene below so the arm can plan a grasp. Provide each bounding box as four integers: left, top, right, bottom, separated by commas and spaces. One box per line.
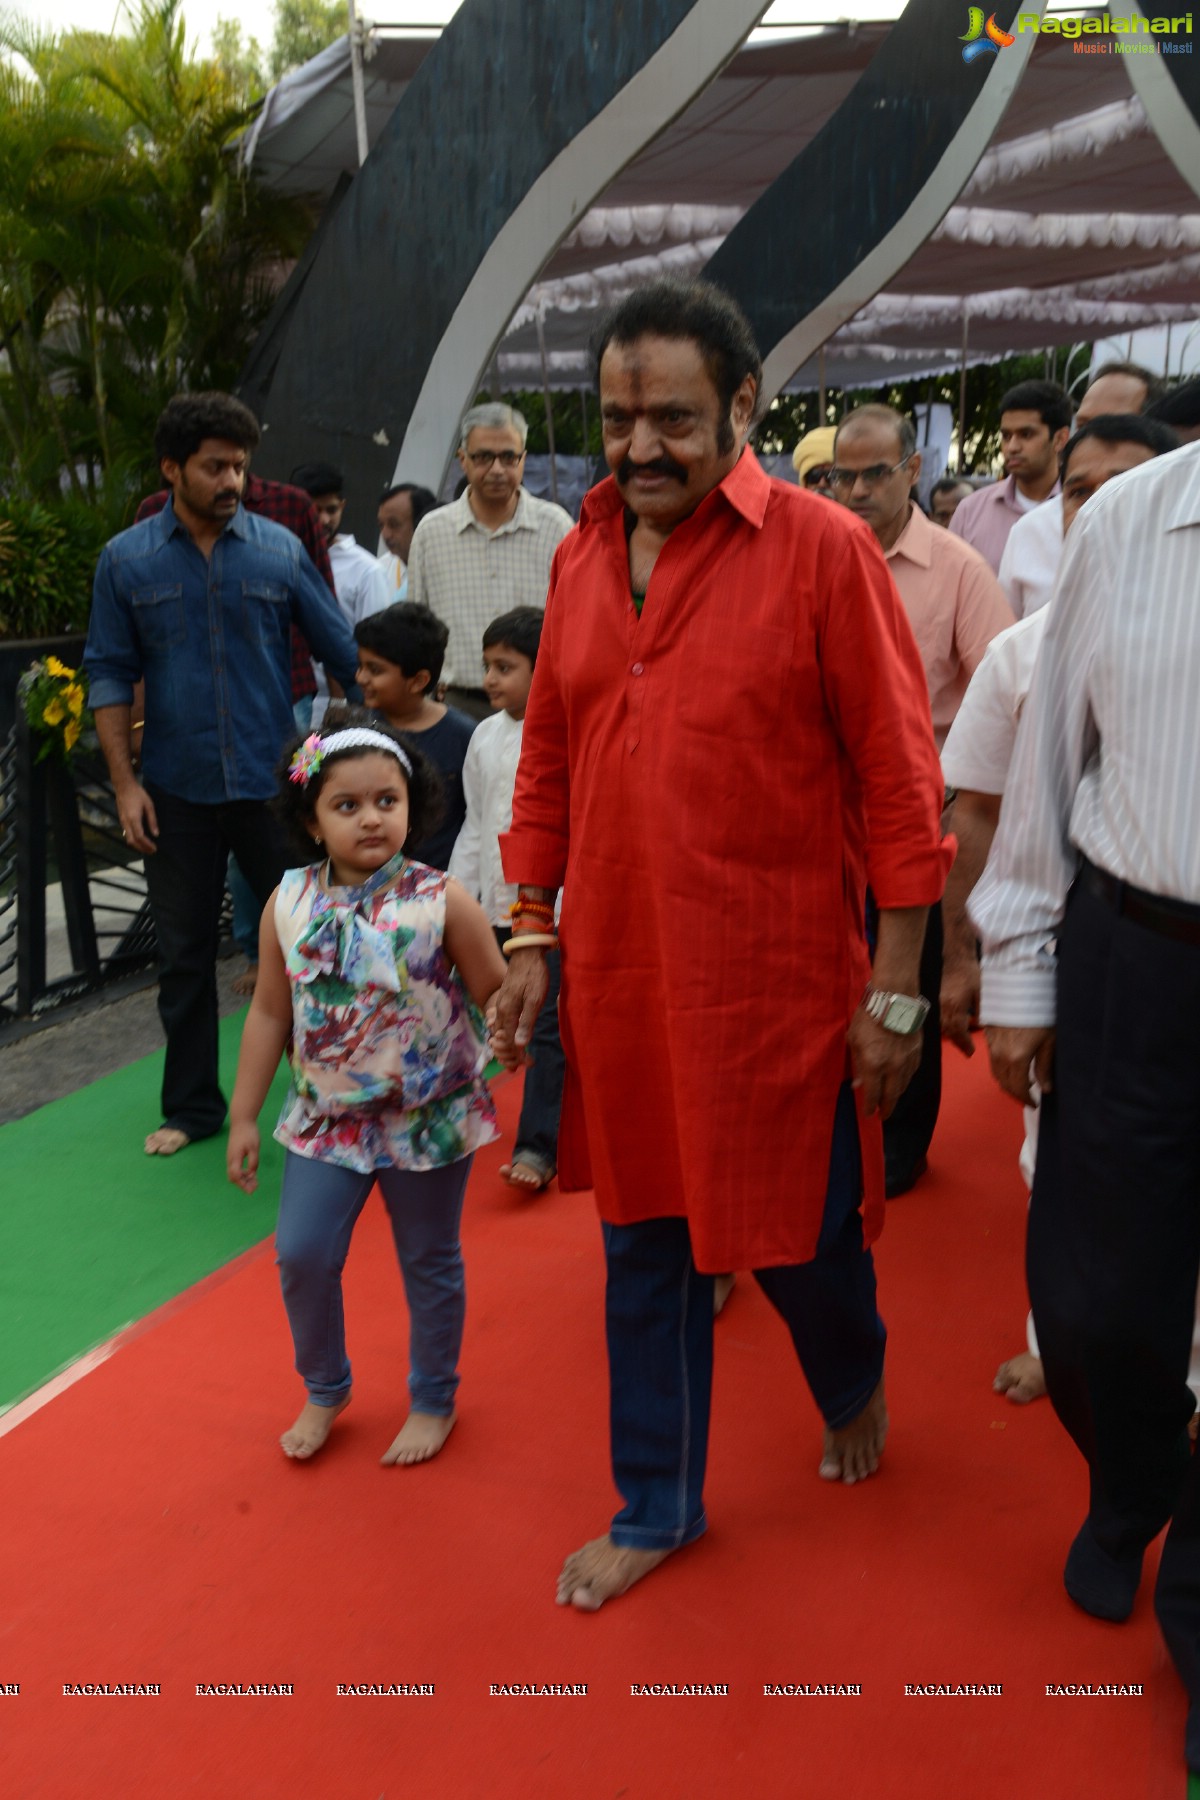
0, 498, 109, 639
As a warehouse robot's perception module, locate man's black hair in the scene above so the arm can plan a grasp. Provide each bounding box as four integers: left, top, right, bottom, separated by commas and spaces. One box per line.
998, 379, 1073, 434
272, 702, 443, 858
590, 278, 763, 454
379, 483, 440, 529
1087, 360, 1164, 409
153, 392, 260, 466
481, 606, 544, 668
1061, 413, 1180, 476
1145, 376, 1200, 431
354, 603, 448, 695
291, 462, 344, 498
930, 476, 972, 499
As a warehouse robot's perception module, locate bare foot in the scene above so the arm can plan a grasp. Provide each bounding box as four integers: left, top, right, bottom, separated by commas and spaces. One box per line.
819, 1378, 888, 1485
994, 1351, 1047, 1404
144, 1127, 190, 1156
231, 964, 258, 997
555, 1534, 674, 1611
380, 1411, 456, 1466
499, 1160, 553, 1193
713, 1273, 736, 1317
281, 1394, 351, 1459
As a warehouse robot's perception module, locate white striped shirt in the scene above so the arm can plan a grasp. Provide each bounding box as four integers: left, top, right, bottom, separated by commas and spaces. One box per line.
971, 440, 1200, 1026
405, 487, 572, 687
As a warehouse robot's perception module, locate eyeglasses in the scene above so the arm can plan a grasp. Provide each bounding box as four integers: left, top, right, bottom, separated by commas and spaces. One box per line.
802, 466, 833, 488
827, 456, 912, 491
465, 449, 525, 468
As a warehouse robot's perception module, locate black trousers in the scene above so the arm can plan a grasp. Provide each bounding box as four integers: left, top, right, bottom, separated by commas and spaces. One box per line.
881, 900, 943, 1182
143, 784, 292, 1139
1028, 879, 1200, 1760
492, 930, 564, 1176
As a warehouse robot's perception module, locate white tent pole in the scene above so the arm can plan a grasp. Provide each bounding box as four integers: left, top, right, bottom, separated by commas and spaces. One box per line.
535, 305, 560, 508
818, 345, 826, 423
347, 0, 370, 168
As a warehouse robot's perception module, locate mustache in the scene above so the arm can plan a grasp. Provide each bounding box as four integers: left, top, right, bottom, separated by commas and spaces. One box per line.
617, 455, 688, 486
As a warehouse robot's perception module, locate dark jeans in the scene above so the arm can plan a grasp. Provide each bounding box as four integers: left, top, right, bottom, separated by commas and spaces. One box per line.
494, 932, 564, 1178
1027, 879, 1200, 1762
444, 686, 491, 723
276, 1151, 470, 1411
603, 1083, 886, 1549
143, 784, 292, 1138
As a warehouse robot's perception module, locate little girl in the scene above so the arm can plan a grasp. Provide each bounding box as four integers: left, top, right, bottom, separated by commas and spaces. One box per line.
227, 705, 506, 1466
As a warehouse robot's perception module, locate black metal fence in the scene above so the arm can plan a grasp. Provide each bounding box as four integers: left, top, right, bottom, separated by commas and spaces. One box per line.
1, 714, 158, 1023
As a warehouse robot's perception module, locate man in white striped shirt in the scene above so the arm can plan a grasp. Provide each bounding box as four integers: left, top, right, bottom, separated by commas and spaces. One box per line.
406, 404, 573, 718
970, 440, 1200, 1771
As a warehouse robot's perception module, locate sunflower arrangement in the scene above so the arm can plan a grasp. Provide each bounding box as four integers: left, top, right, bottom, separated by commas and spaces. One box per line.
19, 655, 92, 763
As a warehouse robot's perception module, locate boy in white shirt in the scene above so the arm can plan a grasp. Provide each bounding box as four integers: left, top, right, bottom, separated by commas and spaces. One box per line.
450, 607, 563, 1192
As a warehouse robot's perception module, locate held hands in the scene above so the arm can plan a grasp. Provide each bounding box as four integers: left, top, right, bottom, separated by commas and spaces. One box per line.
490, 949, 551, 1071
846, 1006, 923, 1119
984, 1026, 1055, 1106
486, 1002, 522, 1070
226, 1121, 261, 1193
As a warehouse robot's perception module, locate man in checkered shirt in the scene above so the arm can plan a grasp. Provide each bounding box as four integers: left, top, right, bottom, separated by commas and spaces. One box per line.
405, 404, 572, 719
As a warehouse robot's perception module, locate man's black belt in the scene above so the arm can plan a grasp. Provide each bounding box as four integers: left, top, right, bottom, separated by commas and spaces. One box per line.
1080, 858, 1200, 946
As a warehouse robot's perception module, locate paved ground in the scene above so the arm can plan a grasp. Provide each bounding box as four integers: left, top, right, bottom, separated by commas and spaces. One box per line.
0, 953, 253, 1125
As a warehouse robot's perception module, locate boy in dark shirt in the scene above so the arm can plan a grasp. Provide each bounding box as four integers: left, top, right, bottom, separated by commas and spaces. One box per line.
354, 604, 476, 869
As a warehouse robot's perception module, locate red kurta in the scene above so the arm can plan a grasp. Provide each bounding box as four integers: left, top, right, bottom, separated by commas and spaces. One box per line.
500, 451, 952, 1270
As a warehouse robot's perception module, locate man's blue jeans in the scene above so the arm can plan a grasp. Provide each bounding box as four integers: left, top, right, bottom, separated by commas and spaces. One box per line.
604, 1083, 885, 1550
276, 1151, 471, 1412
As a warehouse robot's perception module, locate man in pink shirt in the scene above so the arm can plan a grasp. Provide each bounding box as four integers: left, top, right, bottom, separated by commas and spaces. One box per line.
949, 379, 1072, 574
831, 403, 1014, 1194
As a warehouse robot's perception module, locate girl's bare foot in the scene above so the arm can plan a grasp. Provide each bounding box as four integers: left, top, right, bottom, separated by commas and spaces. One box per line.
556, 1535, 674, 1611
819, 1378, 888, 1485
499, 1160, 554, 1193
145, 1127, 190, 1156
281, 1394, 351, 1459
994, 1351, 1046, 1403
381, 1410, 456, 1466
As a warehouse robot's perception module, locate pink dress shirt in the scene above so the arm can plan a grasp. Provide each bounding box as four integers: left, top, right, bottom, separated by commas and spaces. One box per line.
885, 504, 1015, 747
948, 474, 1060, 576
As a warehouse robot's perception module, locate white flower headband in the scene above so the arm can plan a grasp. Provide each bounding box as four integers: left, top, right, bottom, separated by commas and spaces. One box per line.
288, 728, 413, 787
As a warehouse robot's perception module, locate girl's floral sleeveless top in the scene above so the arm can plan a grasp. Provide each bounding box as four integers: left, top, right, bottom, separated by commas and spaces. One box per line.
272, 852, 498, 1173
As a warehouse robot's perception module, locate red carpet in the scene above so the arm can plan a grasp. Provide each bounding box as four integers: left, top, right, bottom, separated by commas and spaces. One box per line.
0, 1051, 1186, 1799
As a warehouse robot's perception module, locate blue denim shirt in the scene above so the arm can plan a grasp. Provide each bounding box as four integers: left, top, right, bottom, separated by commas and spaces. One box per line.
85, 501, 361, 803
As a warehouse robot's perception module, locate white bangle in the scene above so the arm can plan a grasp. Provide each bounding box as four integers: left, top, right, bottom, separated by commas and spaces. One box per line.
502, 934, 559, 956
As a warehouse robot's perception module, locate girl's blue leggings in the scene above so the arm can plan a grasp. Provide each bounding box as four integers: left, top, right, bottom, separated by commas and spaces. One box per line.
275, 1151, 472, 1412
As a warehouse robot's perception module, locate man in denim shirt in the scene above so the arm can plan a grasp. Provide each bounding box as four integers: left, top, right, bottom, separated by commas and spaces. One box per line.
85, 392, 360, 1156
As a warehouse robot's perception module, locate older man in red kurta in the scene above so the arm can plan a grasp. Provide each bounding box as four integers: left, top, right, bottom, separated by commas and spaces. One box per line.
495, 280, 951, 1612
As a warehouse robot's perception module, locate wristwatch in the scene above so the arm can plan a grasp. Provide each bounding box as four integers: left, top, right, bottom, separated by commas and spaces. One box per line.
862, 986, 931, 1036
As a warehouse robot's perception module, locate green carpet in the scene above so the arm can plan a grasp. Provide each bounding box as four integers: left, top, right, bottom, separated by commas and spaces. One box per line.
0, 1010, 289, 1410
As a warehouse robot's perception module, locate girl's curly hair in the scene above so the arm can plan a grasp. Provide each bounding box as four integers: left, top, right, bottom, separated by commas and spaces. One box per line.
272, 702, 444, 859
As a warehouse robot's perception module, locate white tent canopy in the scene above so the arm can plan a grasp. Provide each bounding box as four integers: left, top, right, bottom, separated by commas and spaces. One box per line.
240, 19, 1200, 390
